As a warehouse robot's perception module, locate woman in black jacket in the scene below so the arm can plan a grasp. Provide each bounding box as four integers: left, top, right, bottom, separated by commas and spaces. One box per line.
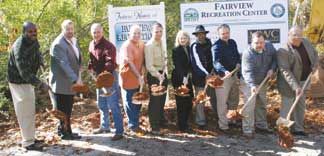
171, 30, 193, 132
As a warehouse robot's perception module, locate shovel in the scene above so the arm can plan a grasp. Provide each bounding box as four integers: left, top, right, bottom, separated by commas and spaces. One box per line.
132, 83, 149, 104
221, 66, 240, 80
71, 69, 90, 99
239, 74, 271, 115
175, 74, 191, 97
193, 70, 215, 104
276, 73, 312, 127
40, 66, 58, 109
207, 67, 239, 88
40, 66, 69, 131
151, 70, 167, 96
227, 74, 270, 120
89, 72, 114, 97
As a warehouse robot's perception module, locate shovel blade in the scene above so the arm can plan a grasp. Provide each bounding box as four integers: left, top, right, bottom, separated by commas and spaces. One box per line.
276, 117, 295, 127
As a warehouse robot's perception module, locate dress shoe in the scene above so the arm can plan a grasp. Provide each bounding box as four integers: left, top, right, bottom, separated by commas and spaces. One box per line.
242, 132, 254, 139
61, 133, 81, 140
292, 131, 307, 136
24, 143, 43, 151
219, 128, 230, 135
111, 134, 123, 141
92, 128, 111, 134
197, 125, 207, 130
34, 139, 45, 144
256, 127, 273, 134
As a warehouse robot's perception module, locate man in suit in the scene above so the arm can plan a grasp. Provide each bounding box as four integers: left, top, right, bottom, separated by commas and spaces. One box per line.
49, 19, 82, 140
277, 26, 318, 136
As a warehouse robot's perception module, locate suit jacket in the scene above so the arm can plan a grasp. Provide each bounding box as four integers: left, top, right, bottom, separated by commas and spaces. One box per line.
49, 33, 82, 95
171, 45, 192, 88
277, 38, 318, 97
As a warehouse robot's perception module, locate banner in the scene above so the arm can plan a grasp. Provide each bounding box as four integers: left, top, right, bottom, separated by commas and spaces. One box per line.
108, 2, 166, 64
180, 0, 289, 52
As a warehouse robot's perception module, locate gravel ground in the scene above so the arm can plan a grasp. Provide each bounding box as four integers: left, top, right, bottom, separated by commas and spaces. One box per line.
2, 127, 324, 156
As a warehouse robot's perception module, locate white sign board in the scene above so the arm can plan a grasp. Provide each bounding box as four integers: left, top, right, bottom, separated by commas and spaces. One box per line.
180, 0, 288, 52
108, 2, 166, 64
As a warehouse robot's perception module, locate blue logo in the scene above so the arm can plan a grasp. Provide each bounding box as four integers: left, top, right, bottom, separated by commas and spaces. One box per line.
184, 8, 199, 22
271, 3, 285, 18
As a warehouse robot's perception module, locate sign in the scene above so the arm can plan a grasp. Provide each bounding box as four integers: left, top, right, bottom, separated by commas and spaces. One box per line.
108, 2, 166, 64
180, 0, 288, 51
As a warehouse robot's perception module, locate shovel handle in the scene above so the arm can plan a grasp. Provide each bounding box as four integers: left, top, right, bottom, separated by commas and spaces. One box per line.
139, 84, 143, 93
40, 66, 58, 109
160, 69, 167, 86
240, 74, 270, 113
203, 69, 216, 92
221, 67, 239, 80
286, 73, 312, 120
89, 72, 109, 94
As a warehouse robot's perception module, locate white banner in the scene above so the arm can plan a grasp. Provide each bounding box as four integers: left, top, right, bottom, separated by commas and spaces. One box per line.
180, 0, 288, 52
108, 2, 166, 64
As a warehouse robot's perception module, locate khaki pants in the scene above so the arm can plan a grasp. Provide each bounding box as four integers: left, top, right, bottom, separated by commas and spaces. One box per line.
239, 78, 250, 104
215, 76, 238, 130
279, 81, 308, 132
241, 84, 269, 133
9, 83, 36, 147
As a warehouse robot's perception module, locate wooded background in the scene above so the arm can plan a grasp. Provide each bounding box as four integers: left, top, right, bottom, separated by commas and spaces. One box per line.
0, 0, 314, 112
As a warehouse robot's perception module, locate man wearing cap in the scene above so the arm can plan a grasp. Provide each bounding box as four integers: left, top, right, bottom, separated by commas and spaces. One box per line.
212, 24, 241, 132
190, 25, 217, 130
7, 22, 48, 151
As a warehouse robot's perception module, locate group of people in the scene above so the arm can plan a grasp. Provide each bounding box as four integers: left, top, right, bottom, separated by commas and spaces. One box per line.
7, 19, 318, 151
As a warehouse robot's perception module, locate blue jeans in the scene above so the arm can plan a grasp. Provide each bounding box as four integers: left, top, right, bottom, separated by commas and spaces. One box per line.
96, 71, 124, 135
121, 88, 141, 130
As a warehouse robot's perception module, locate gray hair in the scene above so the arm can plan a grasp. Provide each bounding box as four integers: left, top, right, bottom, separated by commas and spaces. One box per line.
289, 25, 303, 34
217, 24, 230, 32
61, 19, 73, 32
90, 23, 103, 34
251, 31, 265, 40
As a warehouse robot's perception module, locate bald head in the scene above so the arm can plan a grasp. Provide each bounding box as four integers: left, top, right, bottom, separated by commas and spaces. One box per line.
22, 21, 37, 41
288, 26, 303, 47
129, 24, 141, 43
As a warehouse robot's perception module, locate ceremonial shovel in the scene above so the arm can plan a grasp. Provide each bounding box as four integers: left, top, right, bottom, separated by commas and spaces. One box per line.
40, 66, 68, 130
240, 74, 271, 115
226, 74, 270, 120
276, 73, 312, 127
132, 83, 149, 104
89, 72, 114, 97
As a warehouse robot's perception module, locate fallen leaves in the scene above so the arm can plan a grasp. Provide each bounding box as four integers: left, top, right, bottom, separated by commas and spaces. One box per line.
277, 124, 294, 149
1, 88, 324, 152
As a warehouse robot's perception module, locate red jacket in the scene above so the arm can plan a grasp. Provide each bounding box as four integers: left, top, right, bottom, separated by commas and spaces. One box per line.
88, 37, 117, 75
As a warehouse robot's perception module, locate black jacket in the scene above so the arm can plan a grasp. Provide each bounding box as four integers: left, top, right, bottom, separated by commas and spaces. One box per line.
190, 39, 213, 87
171, 45, 192, 88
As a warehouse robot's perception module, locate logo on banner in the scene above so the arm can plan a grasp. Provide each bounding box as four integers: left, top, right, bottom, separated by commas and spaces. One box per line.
271, 3, 285, 18
184, 8, 199, 22
247, 29, 281, 44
